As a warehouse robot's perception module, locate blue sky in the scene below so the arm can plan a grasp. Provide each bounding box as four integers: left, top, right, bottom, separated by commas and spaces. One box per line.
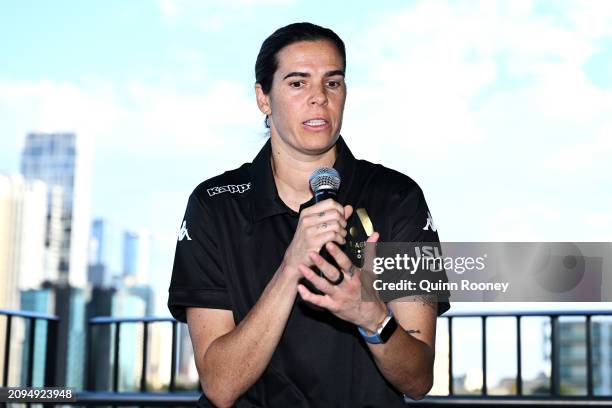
1, 0, 611, 390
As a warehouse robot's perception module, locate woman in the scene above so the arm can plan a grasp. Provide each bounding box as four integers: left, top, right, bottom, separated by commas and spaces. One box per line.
168, 22, 449, 407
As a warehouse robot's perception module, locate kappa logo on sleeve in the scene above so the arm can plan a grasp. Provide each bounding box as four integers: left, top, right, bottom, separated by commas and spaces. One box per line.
178, 220, 192, 241
207, 182, 251, 197
422, 211, 437, 232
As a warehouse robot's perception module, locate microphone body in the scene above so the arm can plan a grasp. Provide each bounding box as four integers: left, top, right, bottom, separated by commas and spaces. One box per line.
309, 168, 343, 278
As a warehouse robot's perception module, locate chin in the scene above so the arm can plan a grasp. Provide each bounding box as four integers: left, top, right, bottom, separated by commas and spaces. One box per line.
298, 132, 339, 153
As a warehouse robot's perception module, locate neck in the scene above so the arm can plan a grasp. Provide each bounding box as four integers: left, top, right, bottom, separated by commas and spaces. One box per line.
270, 136, 338, 211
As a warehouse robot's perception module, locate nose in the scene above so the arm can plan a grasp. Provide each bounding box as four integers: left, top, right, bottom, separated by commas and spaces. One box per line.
309, 83, 328, 106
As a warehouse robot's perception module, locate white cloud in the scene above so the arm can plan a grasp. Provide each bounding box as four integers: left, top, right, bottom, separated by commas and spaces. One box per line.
339, 0, 612, 240
0, 79, 121, 150
157, 0, 182, 25
155, 0, 297, 30
0, 77, 261, 155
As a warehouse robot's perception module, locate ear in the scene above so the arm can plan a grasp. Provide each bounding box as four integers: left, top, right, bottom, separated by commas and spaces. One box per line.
255, 84, 271, 115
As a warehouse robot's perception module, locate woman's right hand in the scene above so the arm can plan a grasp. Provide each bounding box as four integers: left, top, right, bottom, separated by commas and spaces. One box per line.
282, 199, 353, 279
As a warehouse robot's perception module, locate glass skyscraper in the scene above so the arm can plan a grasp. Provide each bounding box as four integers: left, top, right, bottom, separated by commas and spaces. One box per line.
20, 132, 90, 287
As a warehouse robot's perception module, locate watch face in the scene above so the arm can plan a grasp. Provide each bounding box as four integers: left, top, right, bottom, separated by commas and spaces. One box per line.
380, 315, 398, 343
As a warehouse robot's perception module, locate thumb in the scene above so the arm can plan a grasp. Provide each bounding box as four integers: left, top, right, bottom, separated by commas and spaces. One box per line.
344, 204, 354, 220
366, 231, 380, 243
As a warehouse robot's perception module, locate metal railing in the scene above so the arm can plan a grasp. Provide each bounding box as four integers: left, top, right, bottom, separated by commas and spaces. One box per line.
2, 309, 612, 406
86, 316, 181, 393
442, 310, 612, 401
0, 308, 59, 388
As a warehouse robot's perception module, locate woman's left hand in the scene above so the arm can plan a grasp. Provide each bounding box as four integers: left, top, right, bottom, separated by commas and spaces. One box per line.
296, 231, 388, 332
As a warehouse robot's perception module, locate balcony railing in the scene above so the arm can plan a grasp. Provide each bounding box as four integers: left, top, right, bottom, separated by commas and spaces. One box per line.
2, 308, 612, 406
0, 308, 59, 388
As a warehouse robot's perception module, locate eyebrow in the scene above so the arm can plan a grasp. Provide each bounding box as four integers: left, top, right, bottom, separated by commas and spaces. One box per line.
282, 69, 345, 80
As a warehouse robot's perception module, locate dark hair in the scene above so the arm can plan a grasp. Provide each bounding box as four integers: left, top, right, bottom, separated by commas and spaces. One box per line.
255, 22, 346, 128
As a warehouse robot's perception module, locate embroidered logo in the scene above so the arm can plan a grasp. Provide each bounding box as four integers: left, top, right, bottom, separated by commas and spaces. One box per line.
178, 220, 192, 241
422, 211, 437, 232
207, 182, 251, 197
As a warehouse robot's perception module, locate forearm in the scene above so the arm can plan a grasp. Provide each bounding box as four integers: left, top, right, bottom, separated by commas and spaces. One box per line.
368, 329, 434, 400
200, 263, 298, 406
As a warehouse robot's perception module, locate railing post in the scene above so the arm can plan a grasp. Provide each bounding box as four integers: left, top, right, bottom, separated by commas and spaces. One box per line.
44, 319, 58, 387
113, 322, 121, 392
516, 316, 522, 396
26, 317, 36, 387
481, 316, 487, 395
586, 315, 593, 397
140, 321, 149, 392
448, 316, 454, 396
3, 314, 12, 387
86, 320, 94, 391
550, 315, 560, 396
170, 321, 177, 392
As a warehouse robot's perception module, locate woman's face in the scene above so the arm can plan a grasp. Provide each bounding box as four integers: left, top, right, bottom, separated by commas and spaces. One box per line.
257, 40, 347, 155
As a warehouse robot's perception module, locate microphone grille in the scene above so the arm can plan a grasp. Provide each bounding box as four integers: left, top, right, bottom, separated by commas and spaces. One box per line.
309, 167, 341, 193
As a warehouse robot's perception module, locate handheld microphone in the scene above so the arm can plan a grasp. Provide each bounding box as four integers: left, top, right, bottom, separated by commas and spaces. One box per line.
309, 167, 344, 284
309, 167, 341, 203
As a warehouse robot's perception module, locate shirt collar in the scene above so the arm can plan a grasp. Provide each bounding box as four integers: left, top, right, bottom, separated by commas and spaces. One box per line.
249, 135, 357, 223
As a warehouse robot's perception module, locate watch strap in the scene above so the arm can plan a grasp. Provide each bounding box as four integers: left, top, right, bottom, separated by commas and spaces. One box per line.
358, 307, 397, 344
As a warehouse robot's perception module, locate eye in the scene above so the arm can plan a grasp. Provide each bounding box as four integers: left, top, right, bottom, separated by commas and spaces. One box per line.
327, 80, 342, 89
289, 80, 304, 88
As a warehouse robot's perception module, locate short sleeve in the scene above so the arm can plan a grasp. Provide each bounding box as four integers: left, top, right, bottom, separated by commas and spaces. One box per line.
168, 193, 231, 323
390, 185, 450, 316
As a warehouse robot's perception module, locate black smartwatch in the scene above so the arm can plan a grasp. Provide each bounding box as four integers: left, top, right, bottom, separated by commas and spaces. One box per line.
358, 307, 398, 344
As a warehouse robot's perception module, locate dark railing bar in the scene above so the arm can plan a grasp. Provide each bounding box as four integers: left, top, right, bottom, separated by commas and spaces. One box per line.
516, 316, 522, 396
44, 319, 58, 387
113, 322, 121, 392
586, 315, 593, 397
482, 316, 487, 395
90, 316, 175, 325
170, 321, 177, 392
86, 321, 94, 391
446, 310, 612, 318
26, 317, 36, 387
141, 321, 149, 392
550, 316, 560, 397
3, 314, 12, 387
448, 316, 454, 396
74, 392, 612, 406
0, 308, 59, 321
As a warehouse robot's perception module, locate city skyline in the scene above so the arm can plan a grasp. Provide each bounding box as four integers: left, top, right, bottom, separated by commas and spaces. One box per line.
1, 0, 611, 395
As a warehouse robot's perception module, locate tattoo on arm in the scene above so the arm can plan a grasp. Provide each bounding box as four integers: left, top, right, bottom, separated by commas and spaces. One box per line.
412, 295, 438, 311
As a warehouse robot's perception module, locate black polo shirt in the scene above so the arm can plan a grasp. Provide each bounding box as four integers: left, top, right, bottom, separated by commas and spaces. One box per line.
168, 135, 450, 407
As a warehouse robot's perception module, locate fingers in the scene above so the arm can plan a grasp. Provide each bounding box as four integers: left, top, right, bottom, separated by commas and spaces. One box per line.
302, 198, 345, 220
366, 231, 380, 243
324, 242, 354, 274
308, 251, 345, 284
299, 262, 336, 293
344, 204, 353, 221
297, 283, 335, 310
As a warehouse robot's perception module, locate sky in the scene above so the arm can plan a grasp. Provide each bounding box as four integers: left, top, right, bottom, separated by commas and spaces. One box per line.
1, 0, 611, 390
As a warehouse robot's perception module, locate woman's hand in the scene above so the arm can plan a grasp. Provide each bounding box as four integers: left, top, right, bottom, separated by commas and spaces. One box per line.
282, 200, 353, 280
296, 231, 388, 332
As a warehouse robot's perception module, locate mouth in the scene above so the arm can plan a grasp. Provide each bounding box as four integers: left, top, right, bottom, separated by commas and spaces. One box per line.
302, 118, 330, 131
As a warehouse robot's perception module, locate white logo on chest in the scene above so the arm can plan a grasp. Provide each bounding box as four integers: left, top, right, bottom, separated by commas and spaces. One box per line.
207, 182, 251, 197
422, 211, 437, 232
178, 220, 192, 241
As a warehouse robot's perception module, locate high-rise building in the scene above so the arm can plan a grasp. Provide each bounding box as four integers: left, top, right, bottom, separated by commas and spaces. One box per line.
19, 132, 92, 389
88, 219, 109, 287
0, 174, 51, 388
20, 132, 91, 287
122, 229, 150, 284
0, 174, 48, 306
